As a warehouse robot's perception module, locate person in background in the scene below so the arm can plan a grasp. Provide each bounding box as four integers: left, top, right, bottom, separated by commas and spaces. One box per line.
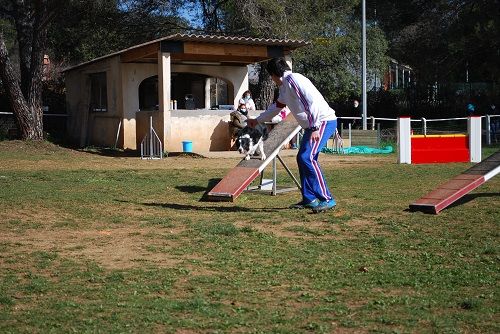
239, 90, 256, 112
247, 57, 337, 213
490, 104, 498, 143
351, 99, 362, 129
466, 102, 476, 116
228, 102, 248, 140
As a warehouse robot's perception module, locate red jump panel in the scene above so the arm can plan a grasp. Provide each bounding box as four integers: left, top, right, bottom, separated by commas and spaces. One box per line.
411, 135, 469, 164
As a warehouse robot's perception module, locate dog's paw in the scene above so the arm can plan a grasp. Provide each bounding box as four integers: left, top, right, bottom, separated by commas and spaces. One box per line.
245, 155, 250, 160
261, 154, 266, 160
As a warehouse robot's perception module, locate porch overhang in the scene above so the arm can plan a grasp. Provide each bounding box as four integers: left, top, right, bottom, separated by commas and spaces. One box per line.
64, 33, 309, 72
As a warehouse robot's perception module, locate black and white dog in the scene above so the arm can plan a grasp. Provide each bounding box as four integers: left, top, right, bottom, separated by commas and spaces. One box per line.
236, 126, 267, 161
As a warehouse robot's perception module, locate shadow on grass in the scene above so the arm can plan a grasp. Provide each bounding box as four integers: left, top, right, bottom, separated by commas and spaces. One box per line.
117, 198, 320, 214
446, 192, 500, 210
175, 185, 209, 194
168, 152, 206, 158
175, 178, 230, 203
141, 201, 294, 213
124, 178, 306, 213
80, 147, 139, 157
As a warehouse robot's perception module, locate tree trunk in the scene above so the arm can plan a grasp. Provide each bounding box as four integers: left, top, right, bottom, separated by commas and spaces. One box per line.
13, 1, 33, 99
27, 1, 50, 140
254, 63, 275, 110
0, 33, 43, 140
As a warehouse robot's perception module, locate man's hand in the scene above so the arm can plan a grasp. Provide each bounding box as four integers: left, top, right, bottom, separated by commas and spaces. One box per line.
310, 130, 320, 142
246, 118, 259, 128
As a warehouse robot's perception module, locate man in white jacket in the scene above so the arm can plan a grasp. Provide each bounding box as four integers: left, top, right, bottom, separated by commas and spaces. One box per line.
247, 58, 337, 213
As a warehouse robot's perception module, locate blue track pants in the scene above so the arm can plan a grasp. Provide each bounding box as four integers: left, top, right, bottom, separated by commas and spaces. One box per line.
297, 120, 337, 203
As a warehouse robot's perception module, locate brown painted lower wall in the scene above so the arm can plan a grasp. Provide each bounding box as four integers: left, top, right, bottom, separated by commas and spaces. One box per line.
83, 109, 259, 153
136, 111, 164, 150
89, 114, 122, 147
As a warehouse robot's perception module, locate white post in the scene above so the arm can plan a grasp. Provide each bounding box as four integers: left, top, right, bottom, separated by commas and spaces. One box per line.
397, 117, 412, 164
158, 52, 171, 112
348, 123, 352, 147
158, 51, 171, 147
205, 78, 211, 109
421, 117, 427, 135
370, 116, 375, 130
468, 116, 481, 163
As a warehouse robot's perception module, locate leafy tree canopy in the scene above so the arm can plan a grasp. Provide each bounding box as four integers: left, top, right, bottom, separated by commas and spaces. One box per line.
375, 0, 500, 85
48, 0, 190, 64
190, 0, 388, 104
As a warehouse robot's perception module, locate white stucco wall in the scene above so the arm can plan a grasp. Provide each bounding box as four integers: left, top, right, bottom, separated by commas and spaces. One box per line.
67, 58, 251, 151
165, 109, 261, 152
65, 56, 122, 147
121, 63, 158, 149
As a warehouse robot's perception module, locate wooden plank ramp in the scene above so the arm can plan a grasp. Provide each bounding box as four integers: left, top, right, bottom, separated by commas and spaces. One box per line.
207, 119, 302, 201
409, 151, 500, 214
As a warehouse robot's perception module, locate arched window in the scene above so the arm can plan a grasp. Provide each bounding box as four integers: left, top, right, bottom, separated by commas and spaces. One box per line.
139, 75, 158, 111
210, 77, 229, 108
138, 73, 233, 110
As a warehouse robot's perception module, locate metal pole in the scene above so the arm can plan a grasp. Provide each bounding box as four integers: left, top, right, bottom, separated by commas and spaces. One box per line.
348, 123, 352, 147
362, 0, 367, 130
377, 123, 381, 146
276, 155, 302, 190
114, 119, 122, 149
486, 115, 491, 146
149, 116, 153, 158
272, 156, 277, 196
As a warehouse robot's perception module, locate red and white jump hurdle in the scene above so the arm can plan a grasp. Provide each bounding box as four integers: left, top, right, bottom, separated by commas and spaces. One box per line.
397, 116, 482, 164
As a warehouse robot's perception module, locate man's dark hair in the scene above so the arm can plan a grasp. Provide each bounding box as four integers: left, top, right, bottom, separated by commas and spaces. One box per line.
266, 58, 290, 77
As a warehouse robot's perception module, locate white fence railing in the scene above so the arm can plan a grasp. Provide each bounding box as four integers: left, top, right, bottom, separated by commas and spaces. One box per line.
0, 111, 68, 117
340, 114, 500, 145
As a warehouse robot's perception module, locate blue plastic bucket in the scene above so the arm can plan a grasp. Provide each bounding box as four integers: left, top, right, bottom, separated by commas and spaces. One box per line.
182, 141, 193, 153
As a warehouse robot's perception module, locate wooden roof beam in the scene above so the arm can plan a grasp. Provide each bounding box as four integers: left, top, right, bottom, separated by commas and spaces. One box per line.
121, 42, 159, 63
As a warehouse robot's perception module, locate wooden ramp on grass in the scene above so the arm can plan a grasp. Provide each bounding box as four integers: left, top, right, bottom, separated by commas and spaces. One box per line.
207, 119, 301, 202
409, 151, 500, 214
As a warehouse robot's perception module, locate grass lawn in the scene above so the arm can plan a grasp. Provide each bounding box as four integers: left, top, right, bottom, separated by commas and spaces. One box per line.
0, 140, 498, 333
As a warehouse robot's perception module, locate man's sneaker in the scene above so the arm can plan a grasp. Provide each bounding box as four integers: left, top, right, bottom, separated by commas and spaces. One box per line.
289, 199, 320, 209
311, 199, 336, 213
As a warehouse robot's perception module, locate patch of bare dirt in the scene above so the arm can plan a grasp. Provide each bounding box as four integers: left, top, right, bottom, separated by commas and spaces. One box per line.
0, 224, 189, 270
